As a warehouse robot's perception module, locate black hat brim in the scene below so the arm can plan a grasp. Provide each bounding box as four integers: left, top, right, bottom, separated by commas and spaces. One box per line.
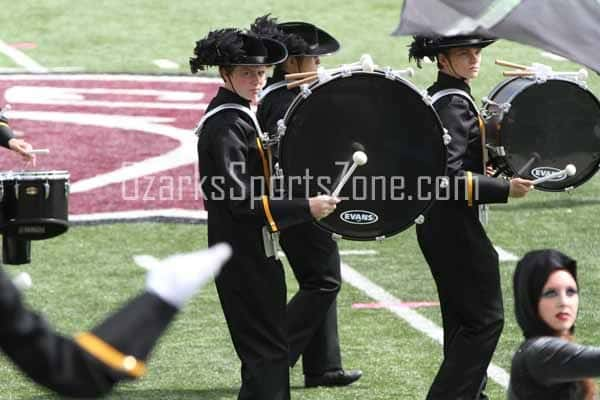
278, 22, 340, 56
434, 37, 496, 51
227, 36, 288, 66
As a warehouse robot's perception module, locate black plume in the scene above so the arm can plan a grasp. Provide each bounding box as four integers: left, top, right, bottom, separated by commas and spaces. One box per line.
251, 14, 308, 56
190, 28, 245, 73
408, 36, 435, 68
251, 14, 286, 42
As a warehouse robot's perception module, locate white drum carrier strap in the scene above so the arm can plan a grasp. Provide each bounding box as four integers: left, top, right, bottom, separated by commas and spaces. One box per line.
257, 81, 288, 103
431, 88, 480, 116
194, 103, 267, 142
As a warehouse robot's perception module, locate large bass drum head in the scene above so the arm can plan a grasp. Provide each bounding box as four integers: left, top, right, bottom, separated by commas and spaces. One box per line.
280, 72, 446, 240
501, 79, 600, 191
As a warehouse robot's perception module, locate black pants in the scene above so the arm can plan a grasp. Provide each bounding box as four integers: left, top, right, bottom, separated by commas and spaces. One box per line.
281, 221, 342, 375
216, 253, 290, 400
416, 206, 504, 400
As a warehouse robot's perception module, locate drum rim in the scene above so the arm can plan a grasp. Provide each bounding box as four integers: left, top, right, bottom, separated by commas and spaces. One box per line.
279, 69, 448, 240
0, 170, 70, 180
486, 77, 600, 191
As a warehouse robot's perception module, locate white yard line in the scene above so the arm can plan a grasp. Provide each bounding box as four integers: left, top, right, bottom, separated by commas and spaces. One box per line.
341, 261, 510, 389
0, 39, 48, 73
70, 209, 207, 223
495, 246, 519, 262
153, 59, 180, 69
540, 51, 567, 62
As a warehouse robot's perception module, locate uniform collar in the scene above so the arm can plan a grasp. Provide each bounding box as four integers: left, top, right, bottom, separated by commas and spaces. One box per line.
435, 71, 472, 95
213, 87, 251, 108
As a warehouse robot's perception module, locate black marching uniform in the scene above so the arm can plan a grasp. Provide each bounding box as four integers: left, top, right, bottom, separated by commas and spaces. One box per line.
0, 111, 15, 148
509, 249, 598, 400
257, 68, 344, 376
416, 71, 510, 399
198, 82, 312, 399
0, 267, 177, 398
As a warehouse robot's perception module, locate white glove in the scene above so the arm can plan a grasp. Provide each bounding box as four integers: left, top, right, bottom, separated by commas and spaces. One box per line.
136, 243, 232, 309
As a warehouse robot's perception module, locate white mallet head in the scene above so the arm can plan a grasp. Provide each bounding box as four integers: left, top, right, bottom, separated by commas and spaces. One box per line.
360, 54, 375, 73
565, 164, 577, 176
13, 272, 32, 290
352, 151, 368, 166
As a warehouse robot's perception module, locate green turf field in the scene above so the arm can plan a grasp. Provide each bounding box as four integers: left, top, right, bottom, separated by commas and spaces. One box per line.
2, 1, 600, 399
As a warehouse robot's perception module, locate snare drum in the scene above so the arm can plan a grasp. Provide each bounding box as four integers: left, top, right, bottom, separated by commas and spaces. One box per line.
483, 77, 600, 191
278, 70, 447, 240
0, 171, 70, 239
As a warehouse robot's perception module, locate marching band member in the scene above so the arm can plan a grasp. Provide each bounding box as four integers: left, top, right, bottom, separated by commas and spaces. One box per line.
408, 35, 533, 399
251, 15, 362, 388
1, 244, 231, 398
1, 107, 34, 162
191, 28, 339, 400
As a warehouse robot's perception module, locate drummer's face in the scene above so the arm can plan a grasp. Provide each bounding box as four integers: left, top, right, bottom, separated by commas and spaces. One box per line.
440, 47, 482, 81
299, 56, 320, 73
224, 66, 268, 103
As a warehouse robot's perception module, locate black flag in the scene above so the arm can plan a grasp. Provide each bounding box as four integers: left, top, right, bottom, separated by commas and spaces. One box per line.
394, 0, 600, 73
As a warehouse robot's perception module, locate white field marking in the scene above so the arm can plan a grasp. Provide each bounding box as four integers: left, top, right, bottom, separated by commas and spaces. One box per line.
0, 74, 222, 84
153, 59, 180, 69
341, 261, 510, 389
5, 86, 208, 110
70, 209, 207, 222
540, 51, 567, 62
495, 246, 519, 262
0, 67, 84, 73
9, 111, 196, 193
0, 39, 48, 73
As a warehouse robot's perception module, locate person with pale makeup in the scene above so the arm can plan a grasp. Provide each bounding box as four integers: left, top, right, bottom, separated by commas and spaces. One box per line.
510, 249, 599, 400
408, 35, 534, 400
191, 28, 339, 400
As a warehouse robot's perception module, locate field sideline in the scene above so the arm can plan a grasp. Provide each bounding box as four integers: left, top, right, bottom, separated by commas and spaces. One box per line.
1, 1, 600, 399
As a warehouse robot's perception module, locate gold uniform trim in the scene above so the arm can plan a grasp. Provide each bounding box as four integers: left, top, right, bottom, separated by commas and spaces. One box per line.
262, 195, 279, 232
255, 137, 271, 188
467, 171, 474, 207
75, 332, 146, 378
0, 122, 9, 128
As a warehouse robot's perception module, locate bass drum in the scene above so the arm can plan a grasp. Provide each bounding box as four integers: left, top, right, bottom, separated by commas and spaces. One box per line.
279, 70, 447, 240
484, 77, 600, 191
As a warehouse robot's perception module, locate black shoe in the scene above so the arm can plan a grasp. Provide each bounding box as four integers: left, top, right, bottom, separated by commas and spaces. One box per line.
305, 369, 363, 388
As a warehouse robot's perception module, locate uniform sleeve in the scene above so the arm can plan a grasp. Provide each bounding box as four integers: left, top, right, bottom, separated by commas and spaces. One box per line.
524, 337, 600, 385
436, 96, 509, 206
203, 114, 312, 232
0, 113, 15, 149
0, 268, 177, 397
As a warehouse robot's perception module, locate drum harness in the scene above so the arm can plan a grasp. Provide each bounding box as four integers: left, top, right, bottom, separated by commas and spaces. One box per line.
431, 89, 490, 225
195, 104, 281, 259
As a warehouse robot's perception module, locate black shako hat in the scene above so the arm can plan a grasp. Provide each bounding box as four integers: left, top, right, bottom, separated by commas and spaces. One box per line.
190, 28, 287, 73
513, 249, 578, 339
409, 35, 496, 67
251, 15, 340, 57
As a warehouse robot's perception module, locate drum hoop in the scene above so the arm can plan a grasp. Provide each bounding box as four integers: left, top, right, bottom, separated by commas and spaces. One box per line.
283, 69, 435, 124
0, 171, 70, 180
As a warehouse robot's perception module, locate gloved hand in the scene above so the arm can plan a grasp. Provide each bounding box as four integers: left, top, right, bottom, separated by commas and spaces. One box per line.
137, 243, 231, 309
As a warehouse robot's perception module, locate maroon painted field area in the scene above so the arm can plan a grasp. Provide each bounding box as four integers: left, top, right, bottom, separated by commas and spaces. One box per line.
0, 75, 221, 218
